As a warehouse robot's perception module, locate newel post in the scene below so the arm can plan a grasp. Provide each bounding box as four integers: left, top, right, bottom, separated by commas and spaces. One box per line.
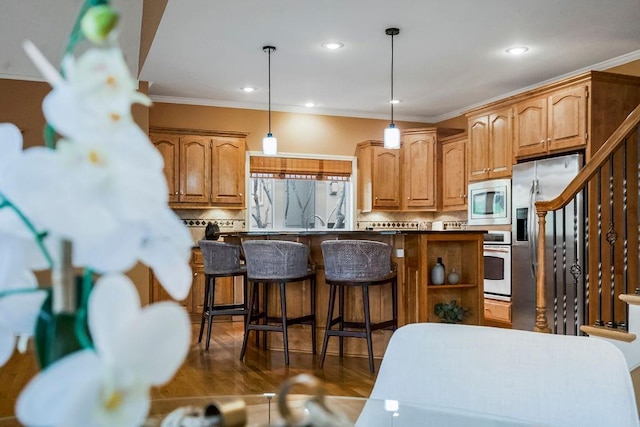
535, 211, 551, 333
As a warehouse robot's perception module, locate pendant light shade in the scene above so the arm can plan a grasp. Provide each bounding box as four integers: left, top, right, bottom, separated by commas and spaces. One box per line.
384, 28, 400, 149
262, 45, 277, 155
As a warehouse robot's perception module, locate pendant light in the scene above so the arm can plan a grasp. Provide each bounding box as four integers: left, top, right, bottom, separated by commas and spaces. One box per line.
262, 45, 278, 155
384, 28, 400, 149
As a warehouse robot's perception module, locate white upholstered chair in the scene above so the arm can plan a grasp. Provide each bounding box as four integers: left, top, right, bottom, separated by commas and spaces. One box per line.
357, 323, 639, 427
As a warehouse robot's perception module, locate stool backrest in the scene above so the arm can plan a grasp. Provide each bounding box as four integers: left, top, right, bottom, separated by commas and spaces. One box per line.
198, 240, 242, 274
321, 240, 392, 281
242, 240, 310, 279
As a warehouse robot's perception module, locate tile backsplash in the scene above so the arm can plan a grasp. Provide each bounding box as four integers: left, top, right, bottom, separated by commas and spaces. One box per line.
175, 208, 469, 243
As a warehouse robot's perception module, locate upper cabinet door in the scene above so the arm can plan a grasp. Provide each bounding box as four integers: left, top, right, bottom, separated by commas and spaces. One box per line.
488, 108, 513, 178
441, 138, 466, 210
403, 133, 436, 209
151, 133, 180, 203
548, 85, 587, 152
468, 115, 490, 181
514, 96, 548, 158
211, 137, 245, 206
179, 135, 211, 203
372, 146, 401, 209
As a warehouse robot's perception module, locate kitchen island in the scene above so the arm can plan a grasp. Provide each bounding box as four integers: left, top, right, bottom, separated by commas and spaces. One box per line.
220, 229, 485, 357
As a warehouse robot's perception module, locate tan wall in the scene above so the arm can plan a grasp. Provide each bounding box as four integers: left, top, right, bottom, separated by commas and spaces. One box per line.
0, 79, 50, 149
149, 102, 433, 155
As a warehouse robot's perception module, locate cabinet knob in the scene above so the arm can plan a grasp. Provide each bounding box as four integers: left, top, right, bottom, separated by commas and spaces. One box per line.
174, 192, 178, 195
180, 192, 184, 195
547, 137, 551, 143
239, 193, 243, 197
407, 197, 410, 200
540, 140, 545, 144
193, 272, 198, 277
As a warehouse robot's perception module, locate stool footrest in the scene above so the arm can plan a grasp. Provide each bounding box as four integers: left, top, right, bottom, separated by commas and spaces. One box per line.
204, 307, 249, 317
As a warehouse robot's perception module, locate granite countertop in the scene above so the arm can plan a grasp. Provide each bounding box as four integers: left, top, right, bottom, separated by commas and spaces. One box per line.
216, 229, 486, 236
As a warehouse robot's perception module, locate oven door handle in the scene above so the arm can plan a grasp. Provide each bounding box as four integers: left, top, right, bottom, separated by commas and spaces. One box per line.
484, 247, 510, 254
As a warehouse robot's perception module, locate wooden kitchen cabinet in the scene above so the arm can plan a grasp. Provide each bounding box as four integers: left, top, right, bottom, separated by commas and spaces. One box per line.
211, 137, 245, 205
152, 133, 180, 203
402, 129, 436, 210
439, 133, 467, 211
403, 232, 484, 326
356, 140, 401, 211
514, 84, 587, 159
467, 107, 512, 182
483, 298, 512, 328
179, 135, 212, 204
466, 71, 640, 164
150, 127, 248, 209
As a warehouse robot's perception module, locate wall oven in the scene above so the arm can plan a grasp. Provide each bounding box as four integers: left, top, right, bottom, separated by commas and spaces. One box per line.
468, 178, 511, 226
483, 231, 511, 301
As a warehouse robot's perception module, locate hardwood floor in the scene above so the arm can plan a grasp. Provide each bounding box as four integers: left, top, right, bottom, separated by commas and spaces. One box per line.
0, 321, 376, 418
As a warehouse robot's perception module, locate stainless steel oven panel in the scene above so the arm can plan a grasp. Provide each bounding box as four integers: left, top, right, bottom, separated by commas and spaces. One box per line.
468, 178, 512, 226
483, 243, 511, 300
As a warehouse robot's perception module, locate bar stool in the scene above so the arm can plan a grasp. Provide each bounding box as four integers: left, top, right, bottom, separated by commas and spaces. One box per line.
320, 239, 398, 373
197, 240, 248, 351
240, 240, 317, 365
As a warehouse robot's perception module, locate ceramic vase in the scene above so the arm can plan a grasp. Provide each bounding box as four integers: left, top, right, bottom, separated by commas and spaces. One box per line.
431, 257, 445, 285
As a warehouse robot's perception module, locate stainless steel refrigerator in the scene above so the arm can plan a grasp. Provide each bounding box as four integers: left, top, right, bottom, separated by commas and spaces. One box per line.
511, 153, 584, 333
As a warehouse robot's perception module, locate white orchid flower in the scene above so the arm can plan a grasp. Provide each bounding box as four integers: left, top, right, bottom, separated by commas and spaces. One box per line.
16, 274, 191, 427
0, 291, 47, 367
72, 207, 193, 301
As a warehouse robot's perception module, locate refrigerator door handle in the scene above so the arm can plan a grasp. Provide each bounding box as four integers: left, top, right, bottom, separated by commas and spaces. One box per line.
528, 179, 538, 278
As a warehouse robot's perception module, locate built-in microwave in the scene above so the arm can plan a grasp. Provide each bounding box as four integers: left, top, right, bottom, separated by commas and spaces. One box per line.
467, 179, 511, 226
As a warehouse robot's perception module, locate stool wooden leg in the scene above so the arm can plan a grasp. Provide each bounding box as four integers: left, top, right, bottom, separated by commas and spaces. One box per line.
198, 275, 211, 344
240, 281, 259, 361
392, 277, 398, 330
362, 284, 375, 373
320, 284, 337, 368
310, 277, 317, 355
338, 285, 345, 357
262, 282, 268, 350
280, 281, 290, 365
205, 276, 216, 351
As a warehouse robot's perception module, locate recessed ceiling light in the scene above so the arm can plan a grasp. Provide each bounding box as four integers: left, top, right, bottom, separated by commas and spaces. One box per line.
505, 46, 529, 55
321, 41, 344, 50
241, 86, 256, 93
390, 99, 401, 104
304, 102, 316, 108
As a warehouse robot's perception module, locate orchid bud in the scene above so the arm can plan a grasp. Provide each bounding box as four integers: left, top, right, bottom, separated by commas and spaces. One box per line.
80, 5, 119, 43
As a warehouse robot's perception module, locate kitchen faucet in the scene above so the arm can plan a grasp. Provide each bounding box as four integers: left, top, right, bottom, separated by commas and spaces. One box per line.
305, 214, 326, 230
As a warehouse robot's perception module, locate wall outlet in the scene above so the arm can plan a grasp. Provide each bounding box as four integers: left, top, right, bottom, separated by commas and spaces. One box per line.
395, 249, 404, 258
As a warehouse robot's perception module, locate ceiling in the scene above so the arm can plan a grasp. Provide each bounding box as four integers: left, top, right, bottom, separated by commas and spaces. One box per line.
3, 1, 640, 123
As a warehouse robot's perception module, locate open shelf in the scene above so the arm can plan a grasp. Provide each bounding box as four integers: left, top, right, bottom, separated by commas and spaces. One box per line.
428, 283, 476, 290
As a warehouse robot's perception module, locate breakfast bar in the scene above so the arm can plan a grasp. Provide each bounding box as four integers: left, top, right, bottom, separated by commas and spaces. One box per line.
220, 229, 485, 357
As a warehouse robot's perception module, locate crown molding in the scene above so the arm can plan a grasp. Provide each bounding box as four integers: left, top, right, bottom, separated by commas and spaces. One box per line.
149, 95, 433, 123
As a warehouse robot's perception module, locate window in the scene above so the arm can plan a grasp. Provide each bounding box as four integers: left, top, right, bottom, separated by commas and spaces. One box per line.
249, 156, 353, 231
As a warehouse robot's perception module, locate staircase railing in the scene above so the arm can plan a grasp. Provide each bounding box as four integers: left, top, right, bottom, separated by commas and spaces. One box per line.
533, 104, 640, 334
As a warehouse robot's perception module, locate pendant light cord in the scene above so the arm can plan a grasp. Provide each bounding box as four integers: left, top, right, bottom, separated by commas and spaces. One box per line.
390, 32, 394, 125
385, 28, 399, 127
263, 45, 276, 135
268, 47, 272, 134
